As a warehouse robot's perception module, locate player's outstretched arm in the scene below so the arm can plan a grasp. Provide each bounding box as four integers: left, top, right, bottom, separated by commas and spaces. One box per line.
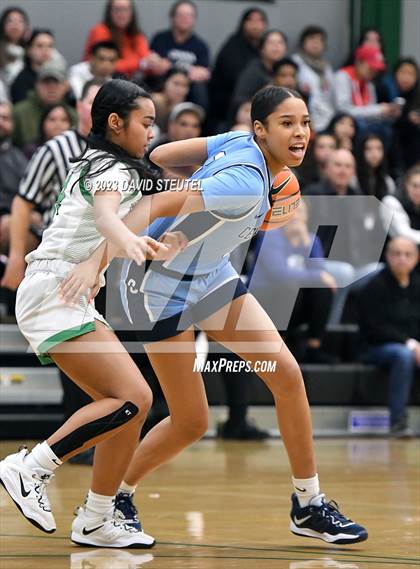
149, 137, 207, 177
93, 190, 167, 266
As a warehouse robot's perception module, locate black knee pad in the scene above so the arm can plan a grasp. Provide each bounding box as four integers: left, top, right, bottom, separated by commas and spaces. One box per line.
51, 401, 139, 459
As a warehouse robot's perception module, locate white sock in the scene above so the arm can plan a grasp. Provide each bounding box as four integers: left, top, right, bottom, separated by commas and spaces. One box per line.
84, 489, 115, 520
119, 481, 137, 495
24, 442, 62, 474
292, 474, 320, 507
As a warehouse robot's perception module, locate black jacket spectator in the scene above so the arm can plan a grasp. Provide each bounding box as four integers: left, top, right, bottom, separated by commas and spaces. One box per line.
231, 30, 287, 115
386, 58, 420, 172
10, 64, 36, 104
358, 267, 420, 347
208, 8, 266, 131
232, 59, 270, 107
357, 237, 420, 434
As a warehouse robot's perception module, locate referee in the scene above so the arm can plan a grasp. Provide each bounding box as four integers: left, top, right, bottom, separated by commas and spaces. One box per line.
1, 79, 104, 464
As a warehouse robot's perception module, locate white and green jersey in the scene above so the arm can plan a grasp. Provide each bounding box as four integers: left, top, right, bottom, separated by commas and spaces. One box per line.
26, 150, 143, 264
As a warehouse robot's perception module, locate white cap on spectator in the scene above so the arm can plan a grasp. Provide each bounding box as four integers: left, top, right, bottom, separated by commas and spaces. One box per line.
169, 102, 205, 124
37, 62, 67, 82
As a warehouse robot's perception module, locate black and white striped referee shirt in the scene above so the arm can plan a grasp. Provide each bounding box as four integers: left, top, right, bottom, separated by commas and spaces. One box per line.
18, 129, 86, 232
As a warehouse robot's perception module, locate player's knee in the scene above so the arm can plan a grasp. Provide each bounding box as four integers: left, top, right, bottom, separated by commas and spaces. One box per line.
174, 414, 208, 442
186, 418, 208, 442
266, 358, 303, 397
126, 386, 153, 423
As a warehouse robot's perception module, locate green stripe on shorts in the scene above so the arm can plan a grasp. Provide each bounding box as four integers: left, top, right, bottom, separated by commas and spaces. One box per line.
37, 322, 96, 365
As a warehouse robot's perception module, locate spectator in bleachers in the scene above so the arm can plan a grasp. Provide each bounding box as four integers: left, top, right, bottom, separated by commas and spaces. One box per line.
272, 57, 298, 90
292, 26, 335, 132
1, 80, 102, 291
297, 132, 337, 188
342, 27, 384, 67
148, 102, 204, 173
151, 1, 210, 109
353, 28, 389, 103
0, 7, 29, 86
381, 165, 420, 248
356, 134, 396, 198
327, 112, 357, 152
84, 0, 166, 78
335, 45, 401, 144
12, 62, 76, 148
358, 236, 420, 437
208, 7, 267, 132
152, 68, 190, 133
230, 100, 252, 132
10, 29, 55, 104
304, 149, 358, 212
231, 30, 287, 114
250, 200, 336, 363
69, 40, 118, 100
22, 103, 73, 159
0, 100, 30, 254
357, 27, 383, 51
385, 58, 420, 173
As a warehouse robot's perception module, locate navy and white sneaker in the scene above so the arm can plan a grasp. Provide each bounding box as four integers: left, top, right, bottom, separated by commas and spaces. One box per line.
115, 491, 142, 530
71, 506, 155, 548
290, 493, 368, 545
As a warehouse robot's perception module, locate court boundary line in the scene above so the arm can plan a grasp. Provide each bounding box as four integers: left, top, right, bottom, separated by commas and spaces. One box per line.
1, 534, 419, 564
0, 552, 418, 565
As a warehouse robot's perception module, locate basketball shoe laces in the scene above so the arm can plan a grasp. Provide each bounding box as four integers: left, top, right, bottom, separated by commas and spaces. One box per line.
314, 494, 353, 528
115, 493, 141, 528
32, 472, 54, 512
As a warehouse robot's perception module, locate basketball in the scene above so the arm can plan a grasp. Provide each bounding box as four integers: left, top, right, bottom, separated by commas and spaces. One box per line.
259, 168, 301, 231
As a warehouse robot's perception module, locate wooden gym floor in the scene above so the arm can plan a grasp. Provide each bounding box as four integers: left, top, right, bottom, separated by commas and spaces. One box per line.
0, 438, 419, 569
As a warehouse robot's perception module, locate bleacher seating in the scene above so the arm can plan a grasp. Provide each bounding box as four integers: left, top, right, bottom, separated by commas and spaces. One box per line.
1, 323, 419, 438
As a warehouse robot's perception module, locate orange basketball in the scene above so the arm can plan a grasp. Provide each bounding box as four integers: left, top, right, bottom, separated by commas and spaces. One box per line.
259, 167, 301, 231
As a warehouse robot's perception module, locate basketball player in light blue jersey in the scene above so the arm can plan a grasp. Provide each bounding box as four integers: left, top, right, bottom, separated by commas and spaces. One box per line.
61, 86, 368, 546
120, 128, 272, 331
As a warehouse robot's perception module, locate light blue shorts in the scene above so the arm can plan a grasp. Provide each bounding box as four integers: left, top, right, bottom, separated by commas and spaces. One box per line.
120, 258, 248, 342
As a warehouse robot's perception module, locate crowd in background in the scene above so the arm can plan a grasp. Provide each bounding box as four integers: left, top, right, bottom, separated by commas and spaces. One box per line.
0, 0, 419, 439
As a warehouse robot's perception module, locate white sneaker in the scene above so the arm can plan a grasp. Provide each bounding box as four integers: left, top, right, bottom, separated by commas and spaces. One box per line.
0, 447, 56, 533
71, 506, 155, 548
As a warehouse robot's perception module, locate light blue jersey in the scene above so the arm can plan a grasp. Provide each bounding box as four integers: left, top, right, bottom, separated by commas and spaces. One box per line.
146, 131, 272, 275
118, 131, 272, 333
